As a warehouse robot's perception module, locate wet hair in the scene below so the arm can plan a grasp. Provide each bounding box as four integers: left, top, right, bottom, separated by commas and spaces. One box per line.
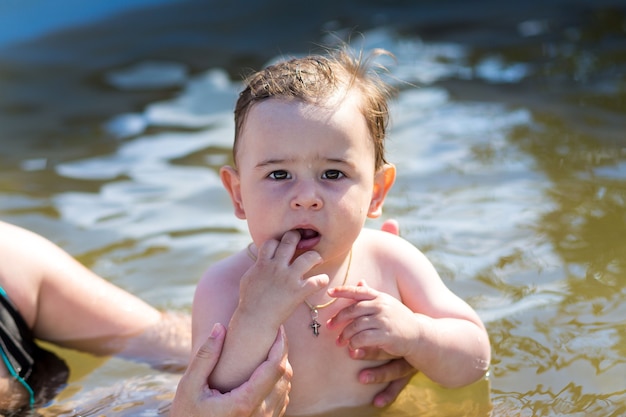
233, 47, 394, 170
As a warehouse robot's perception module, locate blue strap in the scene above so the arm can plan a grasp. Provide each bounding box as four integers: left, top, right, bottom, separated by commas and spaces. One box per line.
0, 286, 36, 407
0, 348, 36, 407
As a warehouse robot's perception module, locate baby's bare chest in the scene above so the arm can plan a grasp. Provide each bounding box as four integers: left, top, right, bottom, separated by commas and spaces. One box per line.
283, 303, 387, 414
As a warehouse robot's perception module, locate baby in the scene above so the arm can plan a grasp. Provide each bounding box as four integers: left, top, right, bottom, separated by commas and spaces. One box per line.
192, 47, 491, 415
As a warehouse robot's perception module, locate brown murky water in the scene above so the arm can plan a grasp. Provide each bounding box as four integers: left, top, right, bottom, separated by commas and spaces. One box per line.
1, 1, 624, 415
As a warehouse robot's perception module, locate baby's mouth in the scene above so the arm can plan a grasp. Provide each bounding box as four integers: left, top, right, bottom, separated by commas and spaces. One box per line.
296, 228, 320, 240
293, 228, 321, 251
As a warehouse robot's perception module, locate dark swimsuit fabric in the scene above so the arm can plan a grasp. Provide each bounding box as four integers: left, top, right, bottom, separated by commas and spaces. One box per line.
0, 287, 69, 413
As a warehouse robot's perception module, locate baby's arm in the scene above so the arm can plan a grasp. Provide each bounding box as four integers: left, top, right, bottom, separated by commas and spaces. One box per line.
195, 231, 328, 392
328, 233, 490, 388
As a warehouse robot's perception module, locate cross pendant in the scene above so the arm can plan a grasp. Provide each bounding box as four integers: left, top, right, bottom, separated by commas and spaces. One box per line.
310, 319, 321, 337
309, 308, 321, 336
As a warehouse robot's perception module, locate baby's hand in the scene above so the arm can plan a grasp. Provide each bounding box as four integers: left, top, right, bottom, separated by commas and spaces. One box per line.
326, 281, 418, 359
239, 230, 329, 326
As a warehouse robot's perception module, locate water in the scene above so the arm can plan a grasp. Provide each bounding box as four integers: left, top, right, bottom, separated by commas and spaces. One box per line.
1, 0, 625, 415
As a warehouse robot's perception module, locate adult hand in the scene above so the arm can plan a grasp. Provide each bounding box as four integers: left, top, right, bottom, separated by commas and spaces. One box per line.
380, 219, 399, 236
355, 356, 416, 408
170, 324, 292, 417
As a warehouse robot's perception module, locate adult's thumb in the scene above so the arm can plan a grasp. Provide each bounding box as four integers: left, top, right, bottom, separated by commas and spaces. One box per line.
185, 323, 226, 387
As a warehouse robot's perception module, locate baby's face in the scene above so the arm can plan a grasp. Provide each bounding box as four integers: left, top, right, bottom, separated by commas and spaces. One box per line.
232, 95, 379, 261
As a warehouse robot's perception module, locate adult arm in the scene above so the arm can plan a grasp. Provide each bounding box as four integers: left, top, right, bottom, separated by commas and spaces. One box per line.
0, 221, 293, 416
0, 222, 160, 345
0, 221, 189, 363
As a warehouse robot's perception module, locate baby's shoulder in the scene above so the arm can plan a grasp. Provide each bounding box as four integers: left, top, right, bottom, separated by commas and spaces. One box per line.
197, 250, 251, 291
357, 227, 433, 273
358, 227, 416, 253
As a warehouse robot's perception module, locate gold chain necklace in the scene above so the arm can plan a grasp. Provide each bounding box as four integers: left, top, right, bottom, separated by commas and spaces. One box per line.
246, 243, 352, 336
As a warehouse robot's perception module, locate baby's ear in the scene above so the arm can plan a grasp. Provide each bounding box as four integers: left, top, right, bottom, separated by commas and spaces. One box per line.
220, 166, 246, 219
368, 163, 396, 218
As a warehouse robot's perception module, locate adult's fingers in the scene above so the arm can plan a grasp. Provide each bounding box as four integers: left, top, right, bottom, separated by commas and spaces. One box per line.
359, 358, 416, 408
170, 323, 225, 416
371, 376, 414, 408
183, 323, 226, 389
348, 346, 398, 361
247, 326, 290, 389
358, 358, 416, 385
242, 326, 292, 417
380, 219, 400, 236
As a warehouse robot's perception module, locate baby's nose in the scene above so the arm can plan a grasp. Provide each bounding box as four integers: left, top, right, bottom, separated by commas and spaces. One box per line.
290, 181, 323, 210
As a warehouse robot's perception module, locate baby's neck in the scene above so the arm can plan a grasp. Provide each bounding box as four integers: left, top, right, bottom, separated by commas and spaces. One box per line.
304, 248, 353, 306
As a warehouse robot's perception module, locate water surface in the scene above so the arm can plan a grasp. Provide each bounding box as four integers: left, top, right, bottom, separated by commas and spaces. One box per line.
1, 1, 625, 415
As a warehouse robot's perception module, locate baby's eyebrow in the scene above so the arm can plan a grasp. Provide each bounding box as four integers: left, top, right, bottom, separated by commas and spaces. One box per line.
255, 157, 292, 168
254, 156, 351, 168
326, 158, 349, 164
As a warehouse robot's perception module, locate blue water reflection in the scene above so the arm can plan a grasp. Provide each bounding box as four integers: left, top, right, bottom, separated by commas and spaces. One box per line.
0, 0, 180, 47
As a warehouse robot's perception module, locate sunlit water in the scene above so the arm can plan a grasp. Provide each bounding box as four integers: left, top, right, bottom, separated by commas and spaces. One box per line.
1, 1, 625, 415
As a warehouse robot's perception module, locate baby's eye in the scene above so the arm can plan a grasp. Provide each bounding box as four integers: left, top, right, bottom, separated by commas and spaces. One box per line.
269, 170, 291, 180
322, 170, 344, 180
